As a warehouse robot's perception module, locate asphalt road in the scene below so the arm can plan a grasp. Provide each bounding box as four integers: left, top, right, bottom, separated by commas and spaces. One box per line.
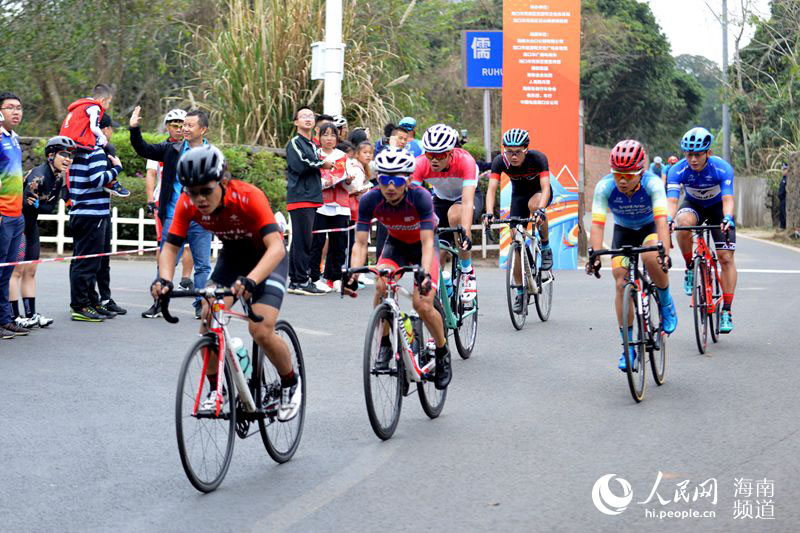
1, 235, 798, 532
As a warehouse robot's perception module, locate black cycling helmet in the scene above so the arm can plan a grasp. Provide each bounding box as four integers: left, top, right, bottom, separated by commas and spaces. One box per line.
177, 145, 226, 187
45, 136, 77, 156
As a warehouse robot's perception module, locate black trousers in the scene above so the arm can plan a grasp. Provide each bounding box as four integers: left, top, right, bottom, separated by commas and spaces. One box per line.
96, 214, 112, 302
69, 216, 107, 308
310, 213, 348, 282
289, 207, 317, 285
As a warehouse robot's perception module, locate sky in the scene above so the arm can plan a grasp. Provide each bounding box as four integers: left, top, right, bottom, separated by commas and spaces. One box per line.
641, 0, 771, 65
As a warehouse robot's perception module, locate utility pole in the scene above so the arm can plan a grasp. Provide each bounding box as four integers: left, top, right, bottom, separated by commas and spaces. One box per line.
311, 0, 345, 115
722, 0, 731, 162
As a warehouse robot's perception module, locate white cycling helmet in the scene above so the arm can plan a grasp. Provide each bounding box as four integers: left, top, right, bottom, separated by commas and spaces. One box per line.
654, 156, 663, 164
374, 148, 416, 174
164, 109, 187, 124
421, 124, 458, 153
332, 114, 348, 128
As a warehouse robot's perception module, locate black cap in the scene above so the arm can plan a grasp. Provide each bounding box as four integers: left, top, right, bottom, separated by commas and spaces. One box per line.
99, 114, 120, 129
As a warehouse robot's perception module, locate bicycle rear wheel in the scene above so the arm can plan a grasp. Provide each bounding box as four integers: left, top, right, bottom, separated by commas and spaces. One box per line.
417, 299, 448, 418
709, 264, 722, 343
175, 336, 235, 493
534, 268, 553, 322
257, 320, 306, 463
692, 261, 708, 354
364, 304, 403, 440
506, 242, 527, 330
621, 284, 647, 402
647, 290, 667, 385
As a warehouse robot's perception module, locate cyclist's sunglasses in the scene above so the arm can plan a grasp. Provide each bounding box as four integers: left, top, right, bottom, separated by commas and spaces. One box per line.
186, 184, 218, 198
424, 151, 451, 160
167, 121, 184, 127
503, 148, 526, 157
377, 174, 409, 187
611, 169, 643, 178
56, 150, 74, 159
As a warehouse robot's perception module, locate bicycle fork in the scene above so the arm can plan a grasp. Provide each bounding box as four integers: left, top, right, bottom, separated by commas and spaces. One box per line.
390, 315, 435, 383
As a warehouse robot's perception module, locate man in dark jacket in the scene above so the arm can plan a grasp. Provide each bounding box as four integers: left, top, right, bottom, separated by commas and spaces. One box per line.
285, 106, 332, 295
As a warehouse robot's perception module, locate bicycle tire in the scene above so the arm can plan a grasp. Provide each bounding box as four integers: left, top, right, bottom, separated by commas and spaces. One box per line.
453, 287, 478, 360
709, 264, 722, 343
534, 268, 553, 322
363, 304, 403, 440
506, 241, 527, 330
621, 284, 647, 402
647, 290, 667, 385
418, 298, 448, 418
692, 261, 708, 354
175, 336, 235, 493
257, 320, 306, 463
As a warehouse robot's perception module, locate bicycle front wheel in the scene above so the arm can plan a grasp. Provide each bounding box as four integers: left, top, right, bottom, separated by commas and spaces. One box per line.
647, 290, 667, 385
621, 284, 647, 402
709, 264, 722, 343
257, 320, 306, 463
453, 290, 478, 360
175, 336, 235, 493
692, 261, 708, 354
506, 242, 527, 330
417, 298, 448, 418
534, 268, 553, 322
364, 304, 403, 440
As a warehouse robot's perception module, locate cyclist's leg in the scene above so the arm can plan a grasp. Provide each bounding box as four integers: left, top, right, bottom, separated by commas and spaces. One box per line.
374, 239, 401, 341
709, 204, 737, 321
446, 201, 469, 261
509, 193, 530, 286
674, 202, 699, 267
433, 196, 454, 266
412, 243, 444, 347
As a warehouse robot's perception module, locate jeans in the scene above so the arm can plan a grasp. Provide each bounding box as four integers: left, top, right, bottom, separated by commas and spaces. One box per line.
162, 217, 212, 309
0, 215, 24, 325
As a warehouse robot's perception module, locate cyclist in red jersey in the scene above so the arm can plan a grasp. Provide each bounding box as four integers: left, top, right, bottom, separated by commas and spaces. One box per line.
150, 146, 300, 421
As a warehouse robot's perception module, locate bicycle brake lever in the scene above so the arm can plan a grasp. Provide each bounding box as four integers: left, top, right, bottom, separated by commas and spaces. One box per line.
242, 299, 263, 323
160, 296, 179, 324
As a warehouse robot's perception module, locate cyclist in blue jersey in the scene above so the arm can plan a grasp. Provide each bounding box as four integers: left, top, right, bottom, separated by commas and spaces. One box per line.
667, 127, 737, 333
587, 140, 677, 371
649, 156, 667, 183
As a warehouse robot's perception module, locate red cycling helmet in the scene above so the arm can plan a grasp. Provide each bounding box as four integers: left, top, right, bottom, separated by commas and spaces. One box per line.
610, 139, 647, 172
667, 155, 679, 164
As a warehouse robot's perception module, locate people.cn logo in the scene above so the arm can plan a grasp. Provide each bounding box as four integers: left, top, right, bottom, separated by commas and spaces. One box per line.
591, 474, 633, 516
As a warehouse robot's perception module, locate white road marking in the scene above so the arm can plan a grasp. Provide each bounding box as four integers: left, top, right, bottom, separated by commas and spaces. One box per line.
597, 268, 800, 274
293, 327, 333, 337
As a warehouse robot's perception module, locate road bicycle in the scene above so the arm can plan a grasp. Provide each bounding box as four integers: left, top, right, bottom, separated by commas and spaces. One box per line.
488, 215, 554, 329
674, 223, 725, 354
346, 265, 448, 440
436, 226, 478, 359
588, 243, 668, 403
160, 288, 305, 492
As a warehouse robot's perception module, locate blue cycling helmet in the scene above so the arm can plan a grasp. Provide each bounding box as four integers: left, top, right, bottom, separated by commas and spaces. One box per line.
502, 128, 530, 147
680, 127, 713, 152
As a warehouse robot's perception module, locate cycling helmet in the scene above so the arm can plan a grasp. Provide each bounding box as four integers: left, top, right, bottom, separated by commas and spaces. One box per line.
680, 127, 713, 152
164, 109, 186, 124
609, 139, 647, 172
502, 128, 530, 147
667, 155, 678, 164
45, 135, 77, 156
374, 147, 415, 174
177, 145, 226, 186
653, 156, 662, 164
421, 124, 458, 153
398, 116, 417, 131
332, 114, 348, 128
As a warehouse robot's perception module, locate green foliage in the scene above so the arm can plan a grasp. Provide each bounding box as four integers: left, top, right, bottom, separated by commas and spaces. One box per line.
675, 54, 722, 131
461, 141, 487, 162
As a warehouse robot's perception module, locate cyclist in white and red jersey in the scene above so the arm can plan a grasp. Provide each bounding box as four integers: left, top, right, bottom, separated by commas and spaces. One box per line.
411, 124, 478, 304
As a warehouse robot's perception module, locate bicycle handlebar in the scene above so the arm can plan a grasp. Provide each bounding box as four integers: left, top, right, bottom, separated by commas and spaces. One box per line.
588, 242, 668, 273
159, 288, 263, 324
674, 224, 731, 244
436, 226, 467, 239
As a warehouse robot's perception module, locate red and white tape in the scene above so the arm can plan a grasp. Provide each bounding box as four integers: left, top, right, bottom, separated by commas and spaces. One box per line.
311, 224, 357, 235
0, 247, 159, 268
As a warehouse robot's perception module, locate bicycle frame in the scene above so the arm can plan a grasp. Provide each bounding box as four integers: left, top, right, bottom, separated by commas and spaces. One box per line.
498, 217, 554, 294
693, 229, 722, 318
436, 236, 476, 330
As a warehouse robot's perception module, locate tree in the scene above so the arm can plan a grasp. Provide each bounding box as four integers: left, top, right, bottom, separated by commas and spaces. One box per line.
675, 54, 722, 131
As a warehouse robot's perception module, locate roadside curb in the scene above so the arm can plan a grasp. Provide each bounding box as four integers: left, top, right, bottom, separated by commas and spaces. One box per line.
737, 232, 800, 253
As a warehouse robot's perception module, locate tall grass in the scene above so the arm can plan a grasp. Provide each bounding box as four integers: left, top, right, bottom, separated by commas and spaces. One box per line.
194, 0, 405, 147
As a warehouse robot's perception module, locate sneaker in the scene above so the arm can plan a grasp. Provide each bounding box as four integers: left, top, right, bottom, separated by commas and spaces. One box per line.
296, 281, 326, 296
2, 322, 29, 336
540, 247, 553, 270
179, 277, 194, 291
460, 270, 477, 302
141, 301, 162, 319
15, 316, 37, 329
720, 310, 733, 334
313, 279, 332, 293
278, 377, 303, 422
200, 389, 226, 411
30, 313, 54, 328
287, 283, 301, 295
434, 348, 452, 390
71, 307, 105, 322
0, 326, 14, 339
660, 297, 678, 334
104, 300, 127, 315
332, 279, 342, 292
618, 348, 637, 372
103, 180, 130, 197
375, 342, 394, 371
513, 290, 525, 313
94, 304, 117, 318
683, 269, 693, 296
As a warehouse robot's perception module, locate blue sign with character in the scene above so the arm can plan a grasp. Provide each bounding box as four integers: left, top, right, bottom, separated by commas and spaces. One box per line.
463, 30, 503, 89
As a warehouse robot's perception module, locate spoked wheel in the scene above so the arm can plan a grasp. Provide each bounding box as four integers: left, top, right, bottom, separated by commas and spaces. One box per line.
709, 265, 722, 343
647, 290, 667, 385
505, 242, 528, 330
534, 269, 553, 322
257, 320, 306, 463
621, 284, 647, 402
363, 304, 403, 440
417, 299, 448, 418
175, 336, 235, 493
453, 292, 478, 360
692, 261, 708, 354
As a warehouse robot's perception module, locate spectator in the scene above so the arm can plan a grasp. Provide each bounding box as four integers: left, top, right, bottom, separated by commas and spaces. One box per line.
348, 127, 369, 146
398, 116, 423, 157
285, 106, 332, 295
309, 122, 351, 292
313, 113, 334, 146
144, 109, 194, 310
60, 83, 113, 150
0, 91, 30, 337
337, 140, 354, 156
8, 136, 74, 329
332, 114, 349, 142
779, 162, 788, 229
344, 141, 374, 280
129, 106, 212, 319
374, 122, 410, 155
